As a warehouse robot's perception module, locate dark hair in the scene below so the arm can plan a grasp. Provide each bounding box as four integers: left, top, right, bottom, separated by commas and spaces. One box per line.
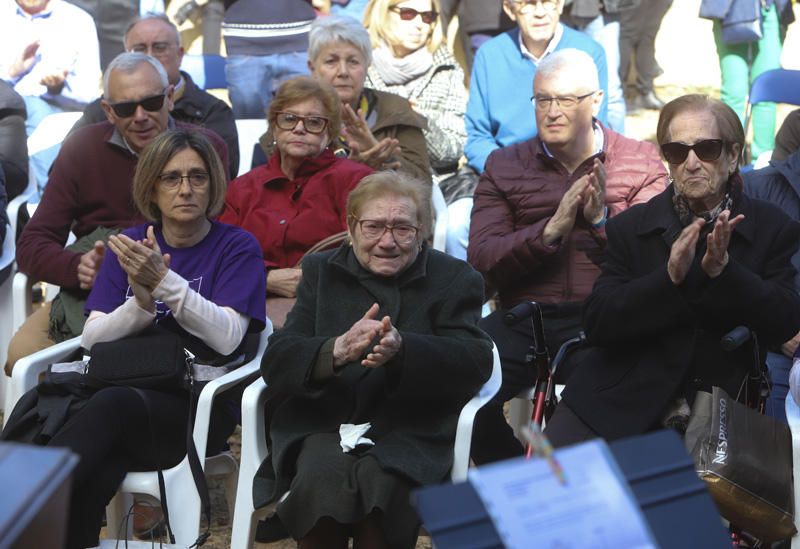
656, 94, 745, 167
133, 130, 226, 221
267, 76, 342, 143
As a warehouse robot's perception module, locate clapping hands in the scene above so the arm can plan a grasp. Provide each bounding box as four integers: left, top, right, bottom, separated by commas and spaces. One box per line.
333, 303, 403, 368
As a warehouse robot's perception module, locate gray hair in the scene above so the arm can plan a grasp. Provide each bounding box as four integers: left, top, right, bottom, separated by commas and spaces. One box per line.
103, 52, 169, 97
535, 48, 599, 93
124, 12, 181, 47
309, 14, 372, 66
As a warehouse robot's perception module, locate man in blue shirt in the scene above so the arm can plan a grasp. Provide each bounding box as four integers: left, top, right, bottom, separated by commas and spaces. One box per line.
446, 0, 609, 260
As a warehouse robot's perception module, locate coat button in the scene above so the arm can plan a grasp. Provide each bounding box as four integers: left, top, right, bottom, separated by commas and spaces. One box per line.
279, 219, 286, 225
693, 378, 702, 387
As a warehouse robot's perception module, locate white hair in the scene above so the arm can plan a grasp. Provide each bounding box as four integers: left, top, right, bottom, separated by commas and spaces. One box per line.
535, 48, 600, 93
309, 14, 372, 66
103, 52, 169, 97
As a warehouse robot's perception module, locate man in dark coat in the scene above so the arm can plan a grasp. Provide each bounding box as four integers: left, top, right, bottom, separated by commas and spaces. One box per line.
743, 148, 800, 422
71, 13, 240, 179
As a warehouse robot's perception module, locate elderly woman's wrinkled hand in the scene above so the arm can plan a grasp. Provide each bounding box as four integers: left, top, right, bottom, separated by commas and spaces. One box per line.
108, 226, 170, 293
333, 303, 384, 367
362, 315, 402, 369
667, 218, 705, 285
349, 138, 402, 171
701, 210, 744, 278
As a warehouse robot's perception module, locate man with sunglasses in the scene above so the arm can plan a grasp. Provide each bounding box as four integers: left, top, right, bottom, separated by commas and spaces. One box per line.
71, 13, 239, 179
7, 52, 229, 373
467, 49, 665, 464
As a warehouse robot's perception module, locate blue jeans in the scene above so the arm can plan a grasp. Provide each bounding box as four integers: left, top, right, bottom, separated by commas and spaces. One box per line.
330, 0, 369, 19
765, 351, 791, 424
24, 95, 71, 202
225, 51, 309, 119
573, 14, 626, 135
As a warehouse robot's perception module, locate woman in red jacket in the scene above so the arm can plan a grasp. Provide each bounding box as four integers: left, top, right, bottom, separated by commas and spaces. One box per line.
220, 77, 373, 312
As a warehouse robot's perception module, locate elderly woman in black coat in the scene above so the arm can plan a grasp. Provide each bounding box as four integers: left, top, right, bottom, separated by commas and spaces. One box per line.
545, 94, 800, 446
256, 171, 492, 548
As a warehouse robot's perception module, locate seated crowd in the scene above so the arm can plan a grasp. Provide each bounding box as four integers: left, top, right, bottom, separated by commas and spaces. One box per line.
2, 1, 800, 548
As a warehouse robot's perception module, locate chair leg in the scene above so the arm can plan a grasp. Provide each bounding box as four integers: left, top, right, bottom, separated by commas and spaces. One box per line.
223, 468, 239, 524
106, 492, 135, 540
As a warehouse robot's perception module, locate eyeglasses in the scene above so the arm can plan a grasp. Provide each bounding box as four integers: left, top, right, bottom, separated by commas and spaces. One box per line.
274, 112, 329, 134
129, 41, 174, 56
531, 91, 596, 111
660, 139, 726, 164
108, 93, 166, 118
508, 0, 559, 14
357, 219, 419, 244
158, 171, 210, 189
390, 6, 439, 24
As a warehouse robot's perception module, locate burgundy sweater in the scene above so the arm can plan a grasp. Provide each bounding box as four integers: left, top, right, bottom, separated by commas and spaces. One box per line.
16, 120, 228, 289
468, 124, 667, 308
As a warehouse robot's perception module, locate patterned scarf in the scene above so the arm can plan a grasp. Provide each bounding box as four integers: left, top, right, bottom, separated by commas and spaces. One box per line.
371, 42, 433, 86
670, 174, 741, 232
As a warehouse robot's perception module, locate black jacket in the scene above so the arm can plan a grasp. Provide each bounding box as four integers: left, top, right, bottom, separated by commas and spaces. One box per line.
563, 184, 800, 440
0, 81, 28, 200
744, 149, 800, 290
254, 243, 492, 508
71, 71, 239, 179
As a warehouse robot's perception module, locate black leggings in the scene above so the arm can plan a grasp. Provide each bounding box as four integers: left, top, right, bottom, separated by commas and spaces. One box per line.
46, 386, 235, 549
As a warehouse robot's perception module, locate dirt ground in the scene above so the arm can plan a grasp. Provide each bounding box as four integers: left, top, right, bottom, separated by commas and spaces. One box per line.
105, 2, 800, 547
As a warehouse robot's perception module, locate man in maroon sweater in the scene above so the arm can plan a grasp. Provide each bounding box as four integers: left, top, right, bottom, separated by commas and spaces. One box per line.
7, 51, 228, 373
467, 48, 666, 464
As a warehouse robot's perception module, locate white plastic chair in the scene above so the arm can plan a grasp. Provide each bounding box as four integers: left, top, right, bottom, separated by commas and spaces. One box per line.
786, 392, 800, 549
230, 341, 501, 549
5, 319, 272, 547
431, 183, 448, 252
234, 119, 267, 177
0, 225, 17, 413
6, 162, 37, 241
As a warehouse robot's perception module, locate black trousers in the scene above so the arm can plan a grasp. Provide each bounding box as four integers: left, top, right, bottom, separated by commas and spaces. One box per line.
618, 0, 673, 94
47, 386, 236, 549
471, 303, 588, 465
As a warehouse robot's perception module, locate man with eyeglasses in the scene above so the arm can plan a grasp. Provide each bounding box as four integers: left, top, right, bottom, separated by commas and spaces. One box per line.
72, 13, 239, 179
7, 52, 229, 374
445, 0, 610, 260
467, 49, 665, 464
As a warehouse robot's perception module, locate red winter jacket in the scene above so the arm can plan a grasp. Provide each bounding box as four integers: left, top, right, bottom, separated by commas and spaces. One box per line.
219, 149, 372, 270
468, 124, 667, 308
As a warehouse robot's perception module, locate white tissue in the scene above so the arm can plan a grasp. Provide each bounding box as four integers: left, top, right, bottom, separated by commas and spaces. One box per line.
339, 422, 375, 453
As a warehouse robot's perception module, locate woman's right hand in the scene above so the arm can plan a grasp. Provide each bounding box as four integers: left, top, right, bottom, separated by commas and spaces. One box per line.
267, 267, 302, 297
333, 303, 384, 366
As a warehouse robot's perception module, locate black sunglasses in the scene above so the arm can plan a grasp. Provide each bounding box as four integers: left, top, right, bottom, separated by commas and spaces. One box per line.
109, 93, 167, 118
390, 6, 438, 24
660, 139, 726, 164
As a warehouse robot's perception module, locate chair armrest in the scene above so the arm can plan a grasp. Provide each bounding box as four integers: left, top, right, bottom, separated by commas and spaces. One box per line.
451, 342, 501, 482
193, 320, 272, 461
0, 226, 13, 271
241, 377, 269, 475
785, 393, 800, 548
6, 336, 82, 422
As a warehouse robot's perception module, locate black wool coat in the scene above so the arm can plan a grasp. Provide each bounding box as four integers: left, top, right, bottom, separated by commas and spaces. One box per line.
563, 184, 800, 440
254, 243, 492, 508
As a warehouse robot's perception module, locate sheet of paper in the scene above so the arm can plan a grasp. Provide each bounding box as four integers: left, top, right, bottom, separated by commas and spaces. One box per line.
468, 439, 657, 549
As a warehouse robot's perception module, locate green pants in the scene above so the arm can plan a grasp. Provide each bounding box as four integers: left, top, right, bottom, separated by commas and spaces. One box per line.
714, 4, 783, 160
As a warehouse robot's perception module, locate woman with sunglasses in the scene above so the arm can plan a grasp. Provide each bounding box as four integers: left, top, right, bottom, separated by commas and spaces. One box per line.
543, 94, 800, 447
256, 171, 492, 548
220, 77, 373, 325
363, 0, 467, 183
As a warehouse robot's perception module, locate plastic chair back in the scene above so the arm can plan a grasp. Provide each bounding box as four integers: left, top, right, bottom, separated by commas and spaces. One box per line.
744, 69, 800, 153
234, 119, 267, 177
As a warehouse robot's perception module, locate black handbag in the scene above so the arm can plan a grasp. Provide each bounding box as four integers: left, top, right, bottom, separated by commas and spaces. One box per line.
86, 328, 192, 390
438, 165, 480, 205
684, 386, 796, 542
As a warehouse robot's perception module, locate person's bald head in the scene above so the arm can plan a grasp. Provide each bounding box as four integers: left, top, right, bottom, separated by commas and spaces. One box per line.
124, 14, 184, 85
